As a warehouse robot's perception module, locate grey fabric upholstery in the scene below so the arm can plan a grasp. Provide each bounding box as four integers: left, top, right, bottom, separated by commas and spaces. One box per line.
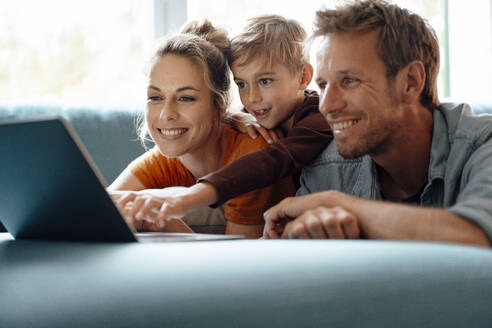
1, 238, 492, 327
1, 101, 492, 326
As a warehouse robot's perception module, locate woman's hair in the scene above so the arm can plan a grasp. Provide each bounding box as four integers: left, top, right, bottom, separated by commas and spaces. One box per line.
313, 0, 440, 109
138, 19, 232, 146
231, 15, 309, 75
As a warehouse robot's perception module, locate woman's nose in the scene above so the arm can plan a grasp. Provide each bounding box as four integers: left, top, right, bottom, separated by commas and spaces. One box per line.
159, 101, 178, 121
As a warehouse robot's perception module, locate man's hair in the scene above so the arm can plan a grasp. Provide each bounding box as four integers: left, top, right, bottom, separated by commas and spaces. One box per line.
231, 15, 309, 74
313, 0, 440, 109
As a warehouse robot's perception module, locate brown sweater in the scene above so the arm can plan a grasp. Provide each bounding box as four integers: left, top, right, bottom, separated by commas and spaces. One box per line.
199, 90, 333, 206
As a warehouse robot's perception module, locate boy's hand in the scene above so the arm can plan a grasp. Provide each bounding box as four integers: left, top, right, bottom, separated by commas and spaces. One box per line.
125, 192, 188, 228
224, 111, 284, 144
244, 123, 284, 144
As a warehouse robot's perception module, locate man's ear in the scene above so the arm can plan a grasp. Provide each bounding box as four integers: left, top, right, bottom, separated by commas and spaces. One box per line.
298, 63, 314, 90
402, 60, 426, 105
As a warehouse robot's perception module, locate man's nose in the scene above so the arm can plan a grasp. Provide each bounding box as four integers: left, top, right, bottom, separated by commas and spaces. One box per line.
319, 84, 345, 118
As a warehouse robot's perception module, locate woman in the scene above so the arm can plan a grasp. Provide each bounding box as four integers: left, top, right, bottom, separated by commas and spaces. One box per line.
108, 20, 294, 238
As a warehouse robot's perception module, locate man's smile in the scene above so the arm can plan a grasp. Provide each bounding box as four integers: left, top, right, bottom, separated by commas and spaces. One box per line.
331, 119, 361, 132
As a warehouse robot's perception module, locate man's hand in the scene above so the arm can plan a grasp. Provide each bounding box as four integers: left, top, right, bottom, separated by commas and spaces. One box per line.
281, 206, 360, 239
263, 191, 356, 239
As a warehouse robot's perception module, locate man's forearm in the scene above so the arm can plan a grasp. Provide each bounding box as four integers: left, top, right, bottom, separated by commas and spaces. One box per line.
333, 192, 491, 246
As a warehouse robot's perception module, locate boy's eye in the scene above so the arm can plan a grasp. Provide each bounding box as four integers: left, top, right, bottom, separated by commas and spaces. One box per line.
259, 78, 272, 86
236, 81, 246, 89
317, 82, 327, 91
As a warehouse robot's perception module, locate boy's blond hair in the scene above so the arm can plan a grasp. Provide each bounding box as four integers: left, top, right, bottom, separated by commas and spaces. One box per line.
231, 15, 308, 74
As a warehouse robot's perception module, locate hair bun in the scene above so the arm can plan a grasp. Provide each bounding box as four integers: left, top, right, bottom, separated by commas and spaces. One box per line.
181, 19, 231, 62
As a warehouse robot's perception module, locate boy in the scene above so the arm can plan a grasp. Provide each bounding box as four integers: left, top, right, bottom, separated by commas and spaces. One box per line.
125, 15, 332, 226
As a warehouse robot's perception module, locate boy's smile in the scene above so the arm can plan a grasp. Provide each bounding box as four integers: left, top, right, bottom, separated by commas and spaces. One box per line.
232, 56, 307, 130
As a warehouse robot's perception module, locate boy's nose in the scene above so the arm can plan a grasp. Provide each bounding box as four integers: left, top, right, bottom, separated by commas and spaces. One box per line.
319, 84, 345, 118
248, 86, 262, 103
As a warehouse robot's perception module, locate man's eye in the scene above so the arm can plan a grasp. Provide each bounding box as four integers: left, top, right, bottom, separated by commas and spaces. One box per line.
260, 78, 272, 85
236, 81, 246, 89
342, 77, 358, 86
317, 82, 327, 90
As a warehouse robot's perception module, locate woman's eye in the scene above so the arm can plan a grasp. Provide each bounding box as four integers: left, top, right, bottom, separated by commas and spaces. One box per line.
236, 81, 246, 89
147, 95, 162, 102
260, 78, 272, 86
179, 96, 195, 102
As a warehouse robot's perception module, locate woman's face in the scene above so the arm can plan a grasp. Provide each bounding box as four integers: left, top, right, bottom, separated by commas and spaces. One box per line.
146, 54, 220, 158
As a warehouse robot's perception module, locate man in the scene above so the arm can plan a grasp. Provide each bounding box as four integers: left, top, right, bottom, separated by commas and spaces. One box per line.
263, 0, 492, 246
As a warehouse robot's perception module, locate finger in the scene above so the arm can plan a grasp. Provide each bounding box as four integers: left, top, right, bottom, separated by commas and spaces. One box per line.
321, 215, 345, 239
301, 213, 328, 239
128, 196, 146, 220
262, 220, 278, 239
245, 125, 258, 139
117, 192, 137, 209
269, 128, 284, 143
135, 197, 159, 222
336, 209, 360, 239
282, 220, 309, 239
256, 126, 274, 144
264, 197, 304, 224
273, 127, 285, 140
122, 213, 138, 229
269, 130, 280, 143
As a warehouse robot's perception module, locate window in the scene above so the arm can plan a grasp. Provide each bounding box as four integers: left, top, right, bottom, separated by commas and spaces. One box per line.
186, 0, 492, 103
2, 0, 491, 104
0, 0, 154, 106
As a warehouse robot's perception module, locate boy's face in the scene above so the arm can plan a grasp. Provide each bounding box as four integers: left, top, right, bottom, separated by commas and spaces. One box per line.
232, 56, 305, 129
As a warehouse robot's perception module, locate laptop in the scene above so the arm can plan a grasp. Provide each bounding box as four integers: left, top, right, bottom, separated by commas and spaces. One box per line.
0, 117, 243, 242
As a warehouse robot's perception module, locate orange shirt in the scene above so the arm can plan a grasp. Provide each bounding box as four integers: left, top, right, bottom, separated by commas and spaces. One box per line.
128, 126, 295, 225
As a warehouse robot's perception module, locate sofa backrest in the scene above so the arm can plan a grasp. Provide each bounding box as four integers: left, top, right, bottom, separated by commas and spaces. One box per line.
0, 101, 147, 184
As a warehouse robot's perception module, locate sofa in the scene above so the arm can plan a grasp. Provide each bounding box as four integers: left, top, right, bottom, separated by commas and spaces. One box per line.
1, 100, 492, 327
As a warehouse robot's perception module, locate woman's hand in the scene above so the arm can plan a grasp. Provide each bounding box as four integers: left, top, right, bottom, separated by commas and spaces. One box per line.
224, 111, 284, 144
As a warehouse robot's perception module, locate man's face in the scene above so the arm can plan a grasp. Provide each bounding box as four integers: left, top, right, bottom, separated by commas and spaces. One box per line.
232, 56, 304, 129
315, 30, 402, 158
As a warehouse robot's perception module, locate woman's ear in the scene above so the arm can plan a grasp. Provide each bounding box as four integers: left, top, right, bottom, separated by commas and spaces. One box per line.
216, 97, 227, 117
402, 60, 426, 105
298, 63, 314, 90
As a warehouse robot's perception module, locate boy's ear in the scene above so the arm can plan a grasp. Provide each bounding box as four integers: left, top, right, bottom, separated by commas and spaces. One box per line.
298, 63, 314, 90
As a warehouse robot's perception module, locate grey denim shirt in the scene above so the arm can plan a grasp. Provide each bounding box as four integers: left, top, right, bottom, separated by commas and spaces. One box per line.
297, 103, 492, 241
